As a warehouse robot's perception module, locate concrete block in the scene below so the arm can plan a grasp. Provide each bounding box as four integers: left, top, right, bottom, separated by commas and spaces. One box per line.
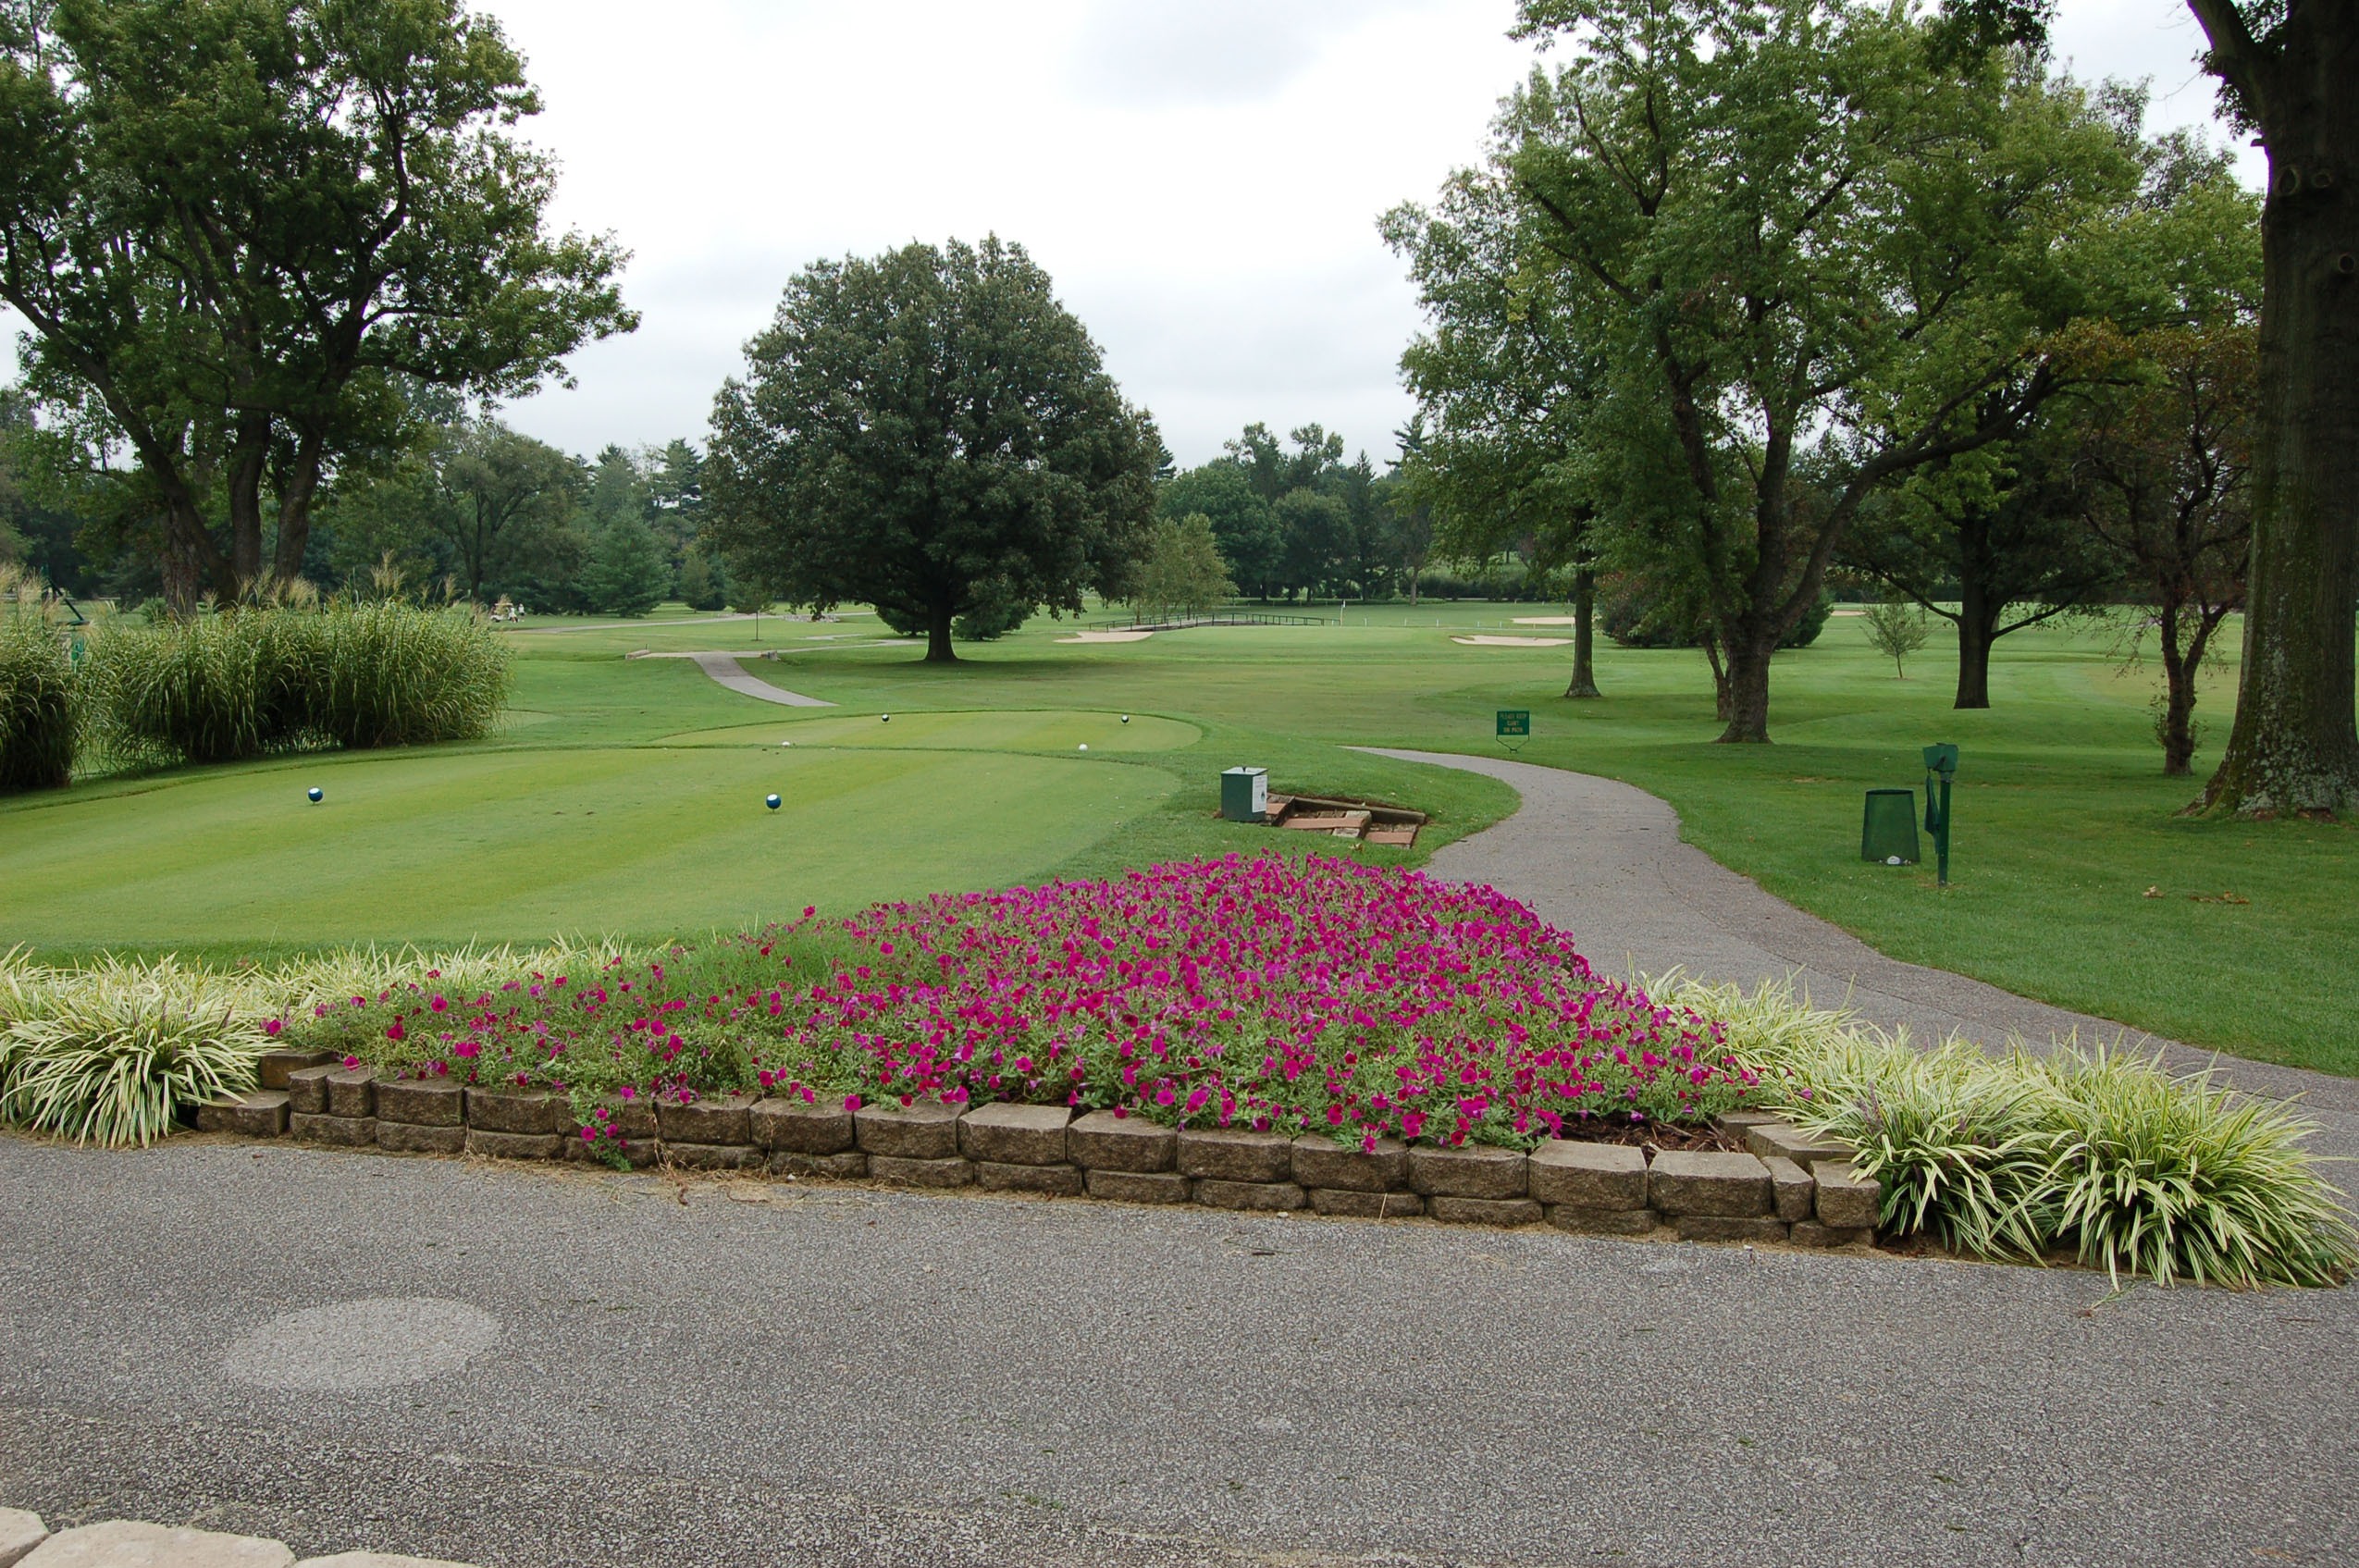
959, 1103, 1071, 1166
1192, 1179, 1306, 1211
373, 1077, 463, 1127
1544, 1205, 1659, 1236
1791, 1221, 1876, 1248
1747, 1121, 1853, 1168
854, 1100, 961, 1159
557, 1095, 658, 1144
1177, 1127, 1293, 1183
377, 1121, 465, 1155
1084, 1169, 1191, 1204
567, 1137, 660, 1168
290, 1113, 376, 1147
324, 1068, 377, 1118
295, 1555, 481, 1568
752, 1097, 854, 1154
868, 1154, 974, 1188
256, 1049, 332, 1091
1308, 1189, 1422, 1218
1527, 1141, 1649, 1208
1291, 1134, 1408, 1192
1675, 1215, 1790, 1243
1649, 1150, 1772, 1216
770, 1150, 868, 1179
1431, 1196, 1542, 1227
197, 1091, 289, 1138
19, 1522, 293, 1568
464, 1088, 562, 1135
0, 1508, 45, 1568
656, 1093, 755, 1146
976, 1160, 1084, 1195
1812, 1161, 1883, 1230
1068, 1108, 1175, 1172
286, 1065, 335, 1115
464, 1129, 561, 1161
1761, 1154, 1816, 1221
665, 1142, 760, 1172
1712, 1108, 1784, 1141
1408, 1143, 1526, 1198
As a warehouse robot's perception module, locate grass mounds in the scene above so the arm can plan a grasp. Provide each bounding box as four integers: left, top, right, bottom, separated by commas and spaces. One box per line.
82, 599, 511, 767
0, 952, 268, 1147
0, 599, 76, 792
1659, 971, 2359, 1289
277, 855, 1766, 1150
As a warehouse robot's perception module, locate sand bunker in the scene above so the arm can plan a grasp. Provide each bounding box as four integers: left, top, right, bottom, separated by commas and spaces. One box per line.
1510, 616, 1579, 625
1453, 635, 1572, 648
1057, 630, 1155, 644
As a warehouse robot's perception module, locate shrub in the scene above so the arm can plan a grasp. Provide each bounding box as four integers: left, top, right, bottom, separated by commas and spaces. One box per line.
1652, 969, 2359, 1287
0, 593, 77, 791
81, 599, 509, 766
0, 954, 268, 1148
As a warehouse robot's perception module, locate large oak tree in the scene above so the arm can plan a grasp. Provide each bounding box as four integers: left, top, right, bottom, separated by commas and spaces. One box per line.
704, 238, 1160, 663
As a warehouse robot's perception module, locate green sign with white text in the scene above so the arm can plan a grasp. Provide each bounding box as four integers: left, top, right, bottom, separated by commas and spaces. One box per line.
1496, 710, 1530, 737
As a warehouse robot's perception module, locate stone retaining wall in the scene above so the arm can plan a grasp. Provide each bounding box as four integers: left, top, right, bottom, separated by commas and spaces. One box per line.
200, 1050, 1881, 1246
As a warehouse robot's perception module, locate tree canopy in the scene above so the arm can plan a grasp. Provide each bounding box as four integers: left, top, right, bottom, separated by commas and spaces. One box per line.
705, 237, 1160, 662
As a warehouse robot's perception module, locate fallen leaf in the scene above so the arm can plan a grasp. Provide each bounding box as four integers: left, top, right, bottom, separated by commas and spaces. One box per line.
2143, 885, 2164, 898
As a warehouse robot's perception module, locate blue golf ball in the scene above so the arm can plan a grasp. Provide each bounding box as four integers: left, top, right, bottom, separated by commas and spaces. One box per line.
306, 786, 323, 803
765, 794, 782, 810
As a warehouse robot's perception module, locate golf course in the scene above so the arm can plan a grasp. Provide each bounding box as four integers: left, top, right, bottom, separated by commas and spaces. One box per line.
1, 600, 2349, 1073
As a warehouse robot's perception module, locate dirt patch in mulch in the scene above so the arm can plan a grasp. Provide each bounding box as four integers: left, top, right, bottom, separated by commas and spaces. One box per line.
1550, 1118, 1747, 1154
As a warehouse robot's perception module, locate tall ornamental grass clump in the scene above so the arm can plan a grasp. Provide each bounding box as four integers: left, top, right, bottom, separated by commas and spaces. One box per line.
1653, 970, 2359, 1289
0, 583, 78, 791
0, 951, 268, 1148
81, 599, 509, 766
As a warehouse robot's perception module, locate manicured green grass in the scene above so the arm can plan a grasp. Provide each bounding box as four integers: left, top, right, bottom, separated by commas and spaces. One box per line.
4, 597, 2350, 1073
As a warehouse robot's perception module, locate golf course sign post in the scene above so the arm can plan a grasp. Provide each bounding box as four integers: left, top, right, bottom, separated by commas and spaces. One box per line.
1496, 710, 1530, 755
1922, 743, 1958, 886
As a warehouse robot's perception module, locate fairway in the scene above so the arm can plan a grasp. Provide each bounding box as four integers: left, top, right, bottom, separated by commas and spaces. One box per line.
5, 598, 2353, 1072
0, 745, 1176, 950
666, 709, 1201, 752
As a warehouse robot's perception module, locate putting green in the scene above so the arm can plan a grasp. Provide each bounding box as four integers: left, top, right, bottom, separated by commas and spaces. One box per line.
666, 709, 1200, 753
0, 746, 1175, 949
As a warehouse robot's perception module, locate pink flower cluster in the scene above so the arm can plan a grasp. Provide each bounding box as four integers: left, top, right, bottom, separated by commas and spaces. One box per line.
280, 856, 1759, 1148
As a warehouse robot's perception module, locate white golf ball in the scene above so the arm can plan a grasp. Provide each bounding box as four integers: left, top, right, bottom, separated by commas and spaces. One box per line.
1886, 856, 1903, 866
1078, 743, 1089, 751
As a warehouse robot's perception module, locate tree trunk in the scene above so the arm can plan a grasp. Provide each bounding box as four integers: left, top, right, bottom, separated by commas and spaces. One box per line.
2192, 20, 2359, 816
2157, 596, 2198, 777
270, 426, 326, 586
925, 600, 957, 662
1954, 610, 1995, 710
1716, 636, 1772, 741
1563, 567, 1601, 698
226, 415, 271, 591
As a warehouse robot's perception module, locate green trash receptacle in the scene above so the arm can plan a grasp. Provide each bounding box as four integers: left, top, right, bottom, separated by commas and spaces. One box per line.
1221, 766, 1268, 823
1861, 788, 1920, 864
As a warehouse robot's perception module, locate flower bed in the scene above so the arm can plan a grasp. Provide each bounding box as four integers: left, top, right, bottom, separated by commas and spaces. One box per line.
275, 854, 1765, 1154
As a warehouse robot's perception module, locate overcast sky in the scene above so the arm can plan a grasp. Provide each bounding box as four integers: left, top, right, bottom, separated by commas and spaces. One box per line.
5, 0, 2248, 471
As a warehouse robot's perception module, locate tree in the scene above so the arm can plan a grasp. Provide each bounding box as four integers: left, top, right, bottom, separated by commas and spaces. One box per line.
1159, 462, 1278, 596
1497, 0, 2143, 740
576, 511, 667, 618
705, 237, 1160, 663
2075, 321, 2257, 775
1131, 512, 1236, 623
2180, 0, 2359, 814
1862, 599, 1933, 679
1273, 488, 1349, 598
0, 0, 633, 607
436, 424, 582, 603
1841, 426, 2120, 707
677, 545, 726, 611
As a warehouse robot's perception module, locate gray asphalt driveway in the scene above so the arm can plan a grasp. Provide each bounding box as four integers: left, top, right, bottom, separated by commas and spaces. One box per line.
4, 1136, 2354, 1568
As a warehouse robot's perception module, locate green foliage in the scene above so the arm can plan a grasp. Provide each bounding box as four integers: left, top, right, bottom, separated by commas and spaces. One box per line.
1131, 513, 1236, 622
0, 583, 76, 790
707, 236, 1160, 661
1159, 463, 1278, 595
676, 545, 725, 611
0, 953, 267, 1148
577, 512, 668, 618
1862, 599, 1932, 677
81, 600, 510, 765
1657, 969, 2359, 1288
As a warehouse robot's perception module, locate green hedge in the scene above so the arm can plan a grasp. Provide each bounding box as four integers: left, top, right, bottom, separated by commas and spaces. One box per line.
0, 607, 77, 792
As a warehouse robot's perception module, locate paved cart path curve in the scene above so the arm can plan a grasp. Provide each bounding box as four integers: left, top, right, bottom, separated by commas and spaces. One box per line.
684, 651, 836, 708
1358, 748, 2359, 1152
